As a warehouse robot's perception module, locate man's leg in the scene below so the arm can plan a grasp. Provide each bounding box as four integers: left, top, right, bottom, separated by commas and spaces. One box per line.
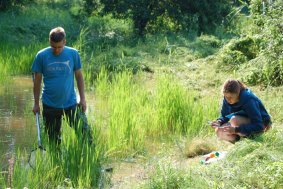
42, 104, 63, 145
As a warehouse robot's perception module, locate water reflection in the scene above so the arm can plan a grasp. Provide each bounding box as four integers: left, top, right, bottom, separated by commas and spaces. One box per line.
0, 76, 35, 171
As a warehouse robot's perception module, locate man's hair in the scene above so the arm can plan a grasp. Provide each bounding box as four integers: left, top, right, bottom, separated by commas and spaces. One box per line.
49, 27, 66, 42
222, 79, 247, 94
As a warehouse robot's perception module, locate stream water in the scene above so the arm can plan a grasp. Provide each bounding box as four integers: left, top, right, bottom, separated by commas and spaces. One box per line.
0, 76, 35, 172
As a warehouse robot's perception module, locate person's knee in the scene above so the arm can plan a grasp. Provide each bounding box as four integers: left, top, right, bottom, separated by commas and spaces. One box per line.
230, 115, 251, 127
230, 116, 238, 127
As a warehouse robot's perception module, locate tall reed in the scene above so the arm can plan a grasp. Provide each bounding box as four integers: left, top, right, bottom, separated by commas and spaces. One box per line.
9, 115, 102, 188
0, 43, 44, 76
153, 74, 219, 137
60, 118, 101, 187
94, 69, 219, 157
107, 71, 145, 156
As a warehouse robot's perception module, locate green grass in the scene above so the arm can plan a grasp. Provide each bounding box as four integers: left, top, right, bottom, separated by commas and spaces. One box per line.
0, 43, 44, 76
81, 31, 225, 87
9, 118, 102, 188
0, 4, 80, 45
1, 67, 219, 187
142, 129, 283, 189
0, 2, 83, 78
144, 160, 209, 189
145, 160, 193, 189
93, 69, 219, 157
1, 2, 282, 188
202, 130, 283, 188
0, 3, 226, 84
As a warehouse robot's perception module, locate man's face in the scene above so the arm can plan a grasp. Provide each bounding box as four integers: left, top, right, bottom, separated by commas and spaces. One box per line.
50, 39, 66, 55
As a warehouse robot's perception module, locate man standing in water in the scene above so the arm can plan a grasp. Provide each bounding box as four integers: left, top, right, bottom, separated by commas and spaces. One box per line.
32, 27, 87, 144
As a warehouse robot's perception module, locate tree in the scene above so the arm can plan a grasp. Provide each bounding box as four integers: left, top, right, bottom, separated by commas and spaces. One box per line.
164, 0, 232, 33
0, 0, 33, 11
99, 0, 232, 35
82, 0, 100, 16
100, 0, 163, 35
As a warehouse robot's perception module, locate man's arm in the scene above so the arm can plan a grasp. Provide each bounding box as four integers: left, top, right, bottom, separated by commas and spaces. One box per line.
33, 72, 42, 114
75, 69, 86, 112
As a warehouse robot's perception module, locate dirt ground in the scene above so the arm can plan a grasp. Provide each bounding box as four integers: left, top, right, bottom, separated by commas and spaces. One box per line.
103, 137, 233, 189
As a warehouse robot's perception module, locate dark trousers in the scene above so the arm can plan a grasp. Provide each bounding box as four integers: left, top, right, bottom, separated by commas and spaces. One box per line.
42, 104, 92, 144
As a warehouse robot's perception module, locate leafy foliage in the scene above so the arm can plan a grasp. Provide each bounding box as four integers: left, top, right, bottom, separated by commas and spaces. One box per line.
0, 0, 33, 11
100, 0, 232, 35
246, 0, 283, 86
81, 0, 100, 16
217, 36, 259, 67
215, 0, 282, 86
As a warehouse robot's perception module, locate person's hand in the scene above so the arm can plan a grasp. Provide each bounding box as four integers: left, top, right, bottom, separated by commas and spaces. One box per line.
79, 99, 87, 113
32, 104, 40, 115
222, 125, 236, 134
210, 120, 221, 128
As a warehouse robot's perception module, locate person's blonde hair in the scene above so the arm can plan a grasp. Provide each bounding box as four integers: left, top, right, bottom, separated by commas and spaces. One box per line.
222, 79, 247, 94
49, 27, 66, 42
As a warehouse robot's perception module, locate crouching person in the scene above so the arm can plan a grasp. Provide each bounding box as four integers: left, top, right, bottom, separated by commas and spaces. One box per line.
210, 79, 272, 143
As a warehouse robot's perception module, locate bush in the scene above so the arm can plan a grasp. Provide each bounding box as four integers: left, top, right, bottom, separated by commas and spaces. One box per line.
0, 0, 34, 11
245, 0, 283, 86
216, 36, 261, 69
218, 48, 248, 66
228, 36, 259, 60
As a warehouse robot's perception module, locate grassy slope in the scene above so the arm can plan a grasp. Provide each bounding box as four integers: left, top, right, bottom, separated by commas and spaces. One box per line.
106, 43, 283, 188
92, 23, 283, 189
87, 28, 283, 188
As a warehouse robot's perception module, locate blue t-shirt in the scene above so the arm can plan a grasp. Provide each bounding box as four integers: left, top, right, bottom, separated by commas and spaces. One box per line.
32, 46, 82, 109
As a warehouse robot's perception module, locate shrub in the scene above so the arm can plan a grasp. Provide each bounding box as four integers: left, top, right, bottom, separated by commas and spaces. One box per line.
245, 0, 283, 86
219, 49, 248, 66
216, 36, 261, 69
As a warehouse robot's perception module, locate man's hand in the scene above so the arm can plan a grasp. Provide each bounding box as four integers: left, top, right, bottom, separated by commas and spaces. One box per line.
33, 104, 40, 115
75, 70, 86, 113
79, 99, 87, 113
